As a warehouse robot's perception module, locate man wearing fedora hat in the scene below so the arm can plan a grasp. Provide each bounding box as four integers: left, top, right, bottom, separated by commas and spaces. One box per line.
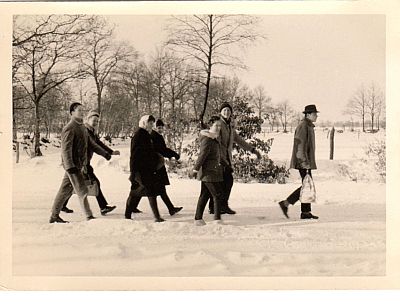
278, 104, 319, 219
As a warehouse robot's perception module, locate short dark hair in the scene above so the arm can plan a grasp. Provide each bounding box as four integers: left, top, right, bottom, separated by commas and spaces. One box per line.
208, 115, 221, 125
148, 115, 155, 123
156, 119, 164, 127
69, 102, 82, 114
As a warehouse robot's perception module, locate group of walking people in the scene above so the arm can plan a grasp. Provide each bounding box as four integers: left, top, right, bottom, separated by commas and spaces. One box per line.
49, 101, 319, 224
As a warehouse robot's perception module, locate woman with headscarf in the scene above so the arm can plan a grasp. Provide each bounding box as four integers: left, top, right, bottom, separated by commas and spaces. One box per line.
125, 115, 165, 222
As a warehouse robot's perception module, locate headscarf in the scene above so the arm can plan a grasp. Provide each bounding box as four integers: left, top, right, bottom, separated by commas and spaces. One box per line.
139, 115, 155, 129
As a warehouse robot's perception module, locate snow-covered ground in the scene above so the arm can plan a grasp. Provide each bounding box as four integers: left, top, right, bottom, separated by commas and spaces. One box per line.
12, 130, 385, 276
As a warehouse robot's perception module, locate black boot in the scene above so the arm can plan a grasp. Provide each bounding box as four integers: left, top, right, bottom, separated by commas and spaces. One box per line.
300, 212, 319, 219
101, 205, 116, 215
169, 206, 183, 216
278, 200, 289, 218
61, 206, 74, 213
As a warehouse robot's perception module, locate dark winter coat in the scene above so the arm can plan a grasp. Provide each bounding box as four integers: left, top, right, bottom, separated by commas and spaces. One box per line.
194, 130, 224, 182
219, 116, 254, 166
129, 127, 165, 196
85, 123, 112, 165
290, 118, 317, 170
150, 130, 180, 186
61, 117, 109, 171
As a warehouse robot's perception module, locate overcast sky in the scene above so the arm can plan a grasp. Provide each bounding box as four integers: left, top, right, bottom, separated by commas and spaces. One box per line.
107, 15, 385, 122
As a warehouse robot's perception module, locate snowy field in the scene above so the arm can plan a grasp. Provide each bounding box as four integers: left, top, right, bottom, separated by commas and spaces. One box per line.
12, 129, 386, 276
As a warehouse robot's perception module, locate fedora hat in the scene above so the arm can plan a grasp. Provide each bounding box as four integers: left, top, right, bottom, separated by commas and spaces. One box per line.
303, 104, 319, 114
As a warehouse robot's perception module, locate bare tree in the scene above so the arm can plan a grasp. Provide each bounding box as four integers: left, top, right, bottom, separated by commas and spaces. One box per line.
276, 100, 293, 133
345, 85, 368, 132
366, 83, 384, 131
79, 16, 136, 131
13, 15, 91, 156
166, 14, 264, 126
252, 85, 271, 119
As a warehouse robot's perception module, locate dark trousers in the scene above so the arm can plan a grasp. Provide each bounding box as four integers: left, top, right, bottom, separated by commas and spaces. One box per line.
195, 182, 224, 220
125, 190, 162, 220
286, 169, 312, 213
208, 167, 234, 212
62, 166, 108, 210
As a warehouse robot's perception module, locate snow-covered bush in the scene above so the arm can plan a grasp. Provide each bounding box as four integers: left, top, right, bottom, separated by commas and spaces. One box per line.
182, 96, 290, 183
365, 139, 386, 181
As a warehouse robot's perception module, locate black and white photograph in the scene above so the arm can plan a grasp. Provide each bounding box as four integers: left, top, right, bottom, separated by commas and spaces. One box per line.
1, 0, 399, 293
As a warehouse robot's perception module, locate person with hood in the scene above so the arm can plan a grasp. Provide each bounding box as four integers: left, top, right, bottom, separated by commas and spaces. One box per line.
278, 104, 319, 220
125, 115, 165, 222
191, 116, 225, 225
49, 103, 111, 223
208, 102, 262, 215
61, 110, 119, 216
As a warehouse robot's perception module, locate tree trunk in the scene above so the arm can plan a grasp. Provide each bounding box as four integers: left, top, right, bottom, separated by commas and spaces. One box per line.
362, 114, 365, 132
34, 102, 42, 157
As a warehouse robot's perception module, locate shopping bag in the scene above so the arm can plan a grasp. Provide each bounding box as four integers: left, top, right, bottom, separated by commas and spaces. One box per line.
85, 179, 99, 197
299, 174, 316, 203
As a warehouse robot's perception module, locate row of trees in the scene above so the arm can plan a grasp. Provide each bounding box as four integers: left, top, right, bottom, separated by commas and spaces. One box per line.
345, 83, 385, 132
13, 14, 266, 156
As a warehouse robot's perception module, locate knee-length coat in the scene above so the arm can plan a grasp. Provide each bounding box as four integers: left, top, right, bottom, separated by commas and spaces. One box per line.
129, 127, 165, 197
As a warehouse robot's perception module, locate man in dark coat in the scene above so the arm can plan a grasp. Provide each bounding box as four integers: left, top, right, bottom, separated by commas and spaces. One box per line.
149, 119, 182, 215
191, 116, 225, 225
278, 104, 319, 220
208, 102, 262, 215
125, 115, 165, 222
61, 110, 119, 215
49, 103, 111, 223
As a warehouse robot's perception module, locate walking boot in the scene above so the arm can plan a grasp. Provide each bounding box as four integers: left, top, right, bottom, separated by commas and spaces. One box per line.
169, 206, 183, 216
278, 200, 289, 218
61, 207, 74, 213
101, 205, 116, 215
49, 215, 69, 223
300, 212, 319, 219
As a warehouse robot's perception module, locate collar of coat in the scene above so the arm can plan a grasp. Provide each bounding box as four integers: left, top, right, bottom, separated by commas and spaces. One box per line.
220, 116, 236, 128
84, 123, 95, 133
200, 129, 219, 140
71, 117, 83, 125
303, 118, 315, 128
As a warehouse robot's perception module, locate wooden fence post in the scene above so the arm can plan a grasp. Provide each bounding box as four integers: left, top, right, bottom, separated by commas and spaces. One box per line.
16, 141, 20, 163
329, 126, 335, 160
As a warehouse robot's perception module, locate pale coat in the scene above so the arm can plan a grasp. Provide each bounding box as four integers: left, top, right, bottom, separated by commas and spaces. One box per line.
219, 117, 254, 166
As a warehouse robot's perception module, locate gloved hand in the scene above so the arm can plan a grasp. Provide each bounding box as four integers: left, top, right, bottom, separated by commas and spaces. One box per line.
174, 152, 181, 161
112, 150, 120, 156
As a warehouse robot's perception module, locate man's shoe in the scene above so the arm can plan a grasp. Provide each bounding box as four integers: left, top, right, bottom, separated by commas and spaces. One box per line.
87, 215, 96, 221
195, 219, 206, 226
169, 206, 183, 216
132, 208, 142, 213
49, 215, 69, 223
101, 205, 116, 215
221, 207, 236, 215
278, 200, 289, 218
155, 218, 165, 223
61, 207, 74, 213
300, 212, 319, 219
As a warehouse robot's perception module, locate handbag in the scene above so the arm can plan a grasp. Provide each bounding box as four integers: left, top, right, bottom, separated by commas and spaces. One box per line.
85, 179, 99, 197
299, 174, 316, 203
